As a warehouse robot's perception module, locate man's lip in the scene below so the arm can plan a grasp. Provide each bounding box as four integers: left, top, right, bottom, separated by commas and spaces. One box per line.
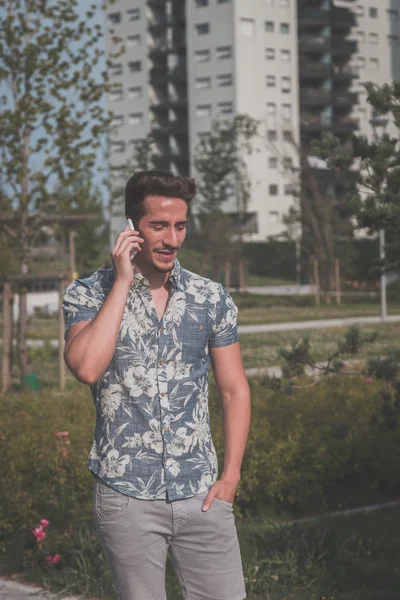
156, 251, 176, 255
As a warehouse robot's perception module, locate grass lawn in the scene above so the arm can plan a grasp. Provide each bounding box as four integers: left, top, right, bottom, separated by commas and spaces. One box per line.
239, 321, 400, 370
236, 297, 400, 325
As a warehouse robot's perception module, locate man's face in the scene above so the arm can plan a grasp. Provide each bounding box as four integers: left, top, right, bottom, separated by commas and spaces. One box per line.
135, 195, 188, 273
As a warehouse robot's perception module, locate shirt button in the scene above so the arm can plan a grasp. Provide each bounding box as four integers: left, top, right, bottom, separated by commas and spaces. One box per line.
159, 328, 163, 333
163, 425, 169, 432
199, 325, 204, 330
147, 297, 152, 302
160, 360, 164, 365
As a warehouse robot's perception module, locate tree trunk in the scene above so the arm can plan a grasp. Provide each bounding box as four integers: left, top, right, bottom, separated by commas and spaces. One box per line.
1, 282, 14, 391
17, 286, 31, 387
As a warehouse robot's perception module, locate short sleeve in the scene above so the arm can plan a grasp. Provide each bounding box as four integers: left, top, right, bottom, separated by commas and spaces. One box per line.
62, 275, 104, 338
209, 285, 239, 348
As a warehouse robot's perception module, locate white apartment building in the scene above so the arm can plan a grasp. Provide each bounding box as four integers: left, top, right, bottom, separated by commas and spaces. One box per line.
105, 0, 400, 244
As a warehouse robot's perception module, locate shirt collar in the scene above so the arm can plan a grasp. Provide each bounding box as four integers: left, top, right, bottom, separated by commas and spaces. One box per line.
131, 259, 183, 291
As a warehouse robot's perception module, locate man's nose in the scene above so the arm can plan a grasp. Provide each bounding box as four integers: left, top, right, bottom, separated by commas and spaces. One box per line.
164, 227, 179, 247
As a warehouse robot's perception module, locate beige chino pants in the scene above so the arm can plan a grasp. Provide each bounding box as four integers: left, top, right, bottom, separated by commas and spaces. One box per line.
93, 478, 246, 600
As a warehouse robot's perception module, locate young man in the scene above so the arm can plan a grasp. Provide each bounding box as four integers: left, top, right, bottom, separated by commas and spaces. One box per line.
63, 171, 251, 600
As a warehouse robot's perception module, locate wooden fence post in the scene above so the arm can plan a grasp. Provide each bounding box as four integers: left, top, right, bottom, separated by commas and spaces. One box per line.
335, 258, 341, 305
1, 282, 13, 392
58, 278, 66, 391
224, 260, 231, 288
313, 257, 320, 306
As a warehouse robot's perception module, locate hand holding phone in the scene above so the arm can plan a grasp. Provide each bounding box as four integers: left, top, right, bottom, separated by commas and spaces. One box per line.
127, 219, 138, 260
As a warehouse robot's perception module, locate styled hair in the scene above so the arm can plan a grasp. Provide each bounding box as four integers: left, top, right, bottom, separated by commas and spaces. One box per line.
125, 170, 196, 225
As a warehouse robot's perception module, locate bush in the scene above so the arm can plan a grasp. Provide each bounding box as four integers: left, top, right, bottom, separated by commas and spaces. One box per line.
1, 377, 400, 597
210, 376, 400, 519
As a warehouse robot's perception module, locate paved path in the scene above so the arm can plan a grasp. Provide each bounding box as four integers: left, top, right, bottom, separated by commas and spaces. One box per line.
238, 314, 400, 334
0, 579, 78, 600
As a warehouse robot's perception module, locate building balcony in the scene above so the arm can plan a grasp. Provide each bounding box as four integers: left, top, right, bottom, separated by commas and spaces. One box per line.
148, 14, 185, 31
334, 91, 358, 106
333, 64, 359, 80
299, 62, 331, 79
300, 88, 332, 106
298, 8, 330, 27
149, 65, 186, 85
151, 120, 188, 137
150, 97, 187, 112
148, 39, 186, 59
331, 37, 357, 55
301, 114, 358, 134
298, 36, 330, 54
332, 6, 356, 29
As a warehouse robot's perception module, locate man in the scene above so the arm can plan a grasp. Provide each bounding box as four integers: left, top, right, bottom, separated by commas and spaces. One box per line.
63, 171, 251, 600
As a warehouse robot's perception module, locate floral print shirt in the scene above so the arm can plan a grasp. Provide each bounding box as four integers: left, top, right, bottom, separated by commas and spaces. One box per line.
62, 260, 238, 501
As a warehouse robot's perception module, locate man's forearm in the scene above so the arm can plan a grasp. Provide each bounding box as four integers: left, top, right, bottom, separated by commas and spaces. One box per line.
221, 387, 251, 483
65, 280, 131, 384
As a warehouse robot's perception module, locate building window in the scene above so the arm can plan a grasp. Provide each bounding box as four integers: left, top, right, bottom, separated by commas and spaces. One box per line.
388, 34, 399, 44
265, 21, 275, 32
269, 185, 278, 195
269, 210, 279, 223
218, 0, 231, 3
269, 157, 278, 168
356, 30, 365, 42
283, 156, 293, 169
128, 86, 142, 99
355, 5, 364, 17
284, 183, 294, 195
388, 9, 399, 21
266, 75, 276, 87
218, 101, 233, 114
110, 63, 123, 76
280, 22, 290, 34
129, 113, 143, 126
369, 7, 378, 18
195, 22, 210, 34
217, 73, 232, 86
111, 115, 124, 128
282, 103, 292, 120
195, 76, 211, 90
280, 49, 291, 62
281, 76, 291, 92
268, 130, 277, 141
240, 18, 255, 36
126, 8, 140, 21
280, 0, 289, 6
370, 58, 379, 70
108, 12, 121, 25
195, 0, 209, 6
357, 56, 366, 69
196, 104, 212, 117
195, 49, 211, 62
128, 61, 142, 73
127, 34, 141, 47
109, 87, 123, 102
110, 141, 125, 153
283, 130, 292, 141
216, 45, 232, 59
267, 102, 277, 116
266, 47, 275, 59
369, 32, 379, 44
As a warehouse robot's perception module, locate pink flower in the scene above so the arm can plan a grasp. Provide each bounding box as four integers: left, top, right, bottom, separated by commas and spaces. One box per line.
40, 519, 50, 528
45, 554, 60, 565
55, 431, 69, 437
364, 377, 373, 384
32, 526, 46, 542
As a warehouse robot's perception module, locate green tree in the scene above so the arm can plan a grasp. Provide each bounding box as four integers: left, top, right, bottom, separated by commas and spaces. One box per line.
52, 174, 108, 275
314, 82, 400, 272
0, 0, 120, 384
192, 114, 259, 278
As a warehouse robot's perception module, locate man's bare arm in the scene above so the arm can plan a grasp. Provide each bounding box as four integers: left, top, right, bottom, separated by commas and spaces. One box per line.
202, 342, 251, 510
64, 227, 143, 385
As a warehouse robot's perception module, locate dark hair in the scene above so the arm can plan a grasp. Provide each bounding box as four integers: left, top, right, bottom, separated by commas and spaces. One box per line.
125, 170, 196, 225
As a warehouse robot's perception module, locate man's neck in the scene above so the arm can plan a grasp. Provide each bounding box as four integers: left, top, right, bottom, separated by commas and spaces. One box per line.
133, 259, 172, 291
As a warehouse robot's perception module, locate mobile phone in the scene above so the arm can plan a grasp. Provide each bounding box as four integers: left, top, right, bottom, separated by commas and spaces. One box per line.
126, 218, 139, 259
